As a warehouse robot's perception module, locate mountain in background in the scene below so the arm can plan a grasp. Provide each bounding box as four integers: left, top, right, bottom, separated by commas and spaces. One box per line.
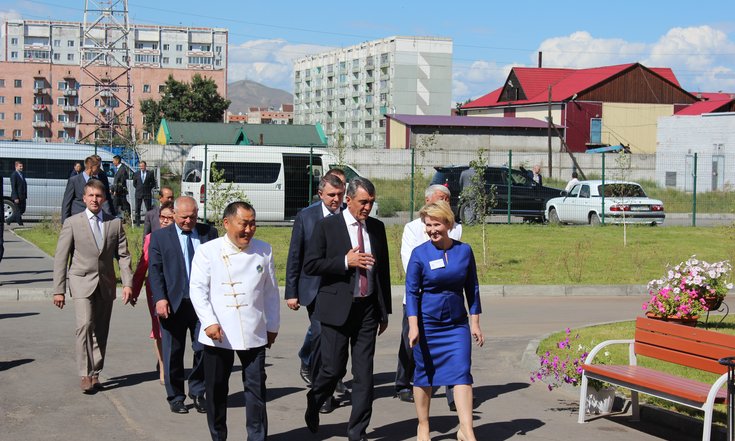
227, 79, 293, 115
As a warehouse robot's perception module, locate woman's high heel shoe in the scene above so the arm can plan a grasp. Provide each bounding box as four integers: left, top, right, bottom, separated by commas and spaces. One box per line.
457, 428, 468, 441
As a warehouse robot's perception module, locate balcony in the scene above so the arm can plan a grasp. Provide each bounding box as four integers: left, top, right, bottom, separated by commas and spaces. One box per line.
63, 121, 77, 129
62, 105, 78, 113
99, 90, 114, 97
365, 76, 374, 83
32, 104, 50, 112
186, 50, 213, 57
34, 87, 50, 95
134, 48, 161, 55
64, 89, 78, 97
365, 101, 374, 109
32, 121, 50, 128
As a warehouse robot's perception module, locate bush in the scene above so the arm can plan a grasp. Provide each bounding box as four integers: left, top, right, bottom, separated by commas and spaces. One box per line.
377, 196, 402, 217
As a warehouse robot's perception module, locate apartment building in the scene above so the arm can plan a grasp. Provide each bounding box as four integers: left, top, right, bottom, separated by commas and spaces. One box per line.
293, 36, 452, 148
0, 19, 227, 142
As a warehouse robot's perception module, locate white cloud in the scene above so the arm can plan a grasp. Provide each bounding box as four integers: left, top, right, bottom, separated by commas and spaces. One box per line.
452, 60, 516, 104
531, 28, 735, 92
228, 39, 334, 91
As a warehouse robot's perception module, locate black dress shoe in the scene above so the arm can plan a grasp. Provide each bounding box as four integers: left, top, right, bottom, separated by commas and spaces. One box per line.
396, 388, 414, 403
190, 395, 207, 413
304, 403, 319, 433
319, 396, 339, 414
300, 364, 312, 386
335, 379, 348, 394
170, 400, 189, 414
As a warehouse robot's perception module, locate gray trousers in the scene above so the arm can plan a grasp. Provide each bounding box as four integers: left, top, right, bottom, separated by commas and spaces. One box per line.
73, 287, 114, 377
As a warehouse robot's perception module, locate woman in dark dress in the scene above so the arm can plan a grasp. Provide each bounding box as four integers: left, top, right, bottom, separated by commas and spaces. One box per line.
406, 200, 484, 441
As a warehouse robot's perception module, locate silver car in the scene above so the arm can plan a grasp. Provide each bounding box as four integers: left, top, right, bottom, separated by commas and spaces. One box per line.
545, 180, 665, 226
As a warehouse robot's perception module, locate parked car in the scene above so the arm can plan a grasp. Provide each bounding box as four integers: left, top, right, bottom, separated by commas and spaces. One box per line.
430, 165, 564, 222
545, 180, 665, 226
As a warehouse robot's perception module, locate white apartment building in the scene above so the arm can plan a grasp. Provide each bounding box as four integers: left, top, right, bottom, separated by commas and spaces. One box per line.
293, 36, 452, 148
0, 19, 227, 142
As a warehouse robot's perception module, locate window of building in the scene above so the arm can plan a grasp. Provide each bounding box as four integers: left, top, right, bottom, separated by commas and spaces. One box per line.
176, 57, 182, 64
0, 129, 4, 137
135, 42, 143, 49
68, 40, 74, 47
379, 118, 386, 128
176, 44, 183, 51
0, 79, 4, 87
13, 129, 22, 138
53, 53, 60, 60
10, 38, 18, 45
58, 114, 68, 122
67, 53, 74, 61
0, 112, 4, 120
163, 44, 169, 51
14, 112, 22, 120
14, 96, 21, 104
54, 39, 60, 47
0, 96, 4, 104
216, 46, 222, 53
158, 84, 165, 93
215, 60, 221, 66
365, 120, 372, 129
58, 130, 66, 138
188, 56, 212, 64
134, 54, 159, 63
14, 79, 22, 88
58, 81, 68, 90
142, 132, 151, 141
151, 43, 158, 50
162, 57, 169, 64
143, 84, 150, 93
35, 129, 49, 138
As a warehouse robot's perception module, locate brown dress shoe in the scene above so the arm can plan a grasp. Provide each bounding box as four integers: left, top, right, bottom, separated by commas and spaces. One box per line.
81, 376, 94, 394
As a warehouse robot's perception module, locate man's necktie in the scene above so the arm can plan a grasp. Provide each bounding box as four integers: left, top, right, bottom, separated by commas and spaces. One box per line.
92, 216, 103, 251
184, 231, 195, 277
357, 222, 368, 296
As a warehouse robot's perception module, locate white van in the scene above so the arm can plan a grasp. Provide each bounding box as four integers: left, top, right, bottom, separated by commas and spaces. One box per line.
181, 145, 365, 221
1, 141, 136, 221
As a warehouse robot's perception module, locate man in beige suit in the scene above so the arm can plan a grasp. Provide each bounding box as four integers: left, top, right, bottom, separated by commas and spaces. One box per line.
52, 179, 134, 394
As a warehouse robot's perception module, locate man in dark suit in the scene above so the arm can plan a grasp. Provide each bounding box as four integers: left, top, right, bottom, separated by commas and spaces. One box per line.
10, 160, 27, 225
143, 186, 174, 236
110, 155, 130, 218
303, 177, 391, 441
148, 196, 218, 415
285, 173, 346, 410
61, 156, 115, 224
133, 161, 156, 227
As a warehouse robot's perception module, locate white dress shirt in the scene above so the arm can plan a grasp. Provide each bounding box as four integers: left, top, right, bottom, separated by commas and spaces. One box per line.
85, 208, 104, 238
189, 236, 280, 350
400, 218, 462, 303
342, 209, 373, 298
321, 202, 340, 217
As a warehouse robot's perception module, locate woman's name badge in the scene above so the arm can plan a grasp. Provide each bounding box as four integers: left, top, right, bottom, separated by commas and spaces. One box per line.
429, 259, 445, 270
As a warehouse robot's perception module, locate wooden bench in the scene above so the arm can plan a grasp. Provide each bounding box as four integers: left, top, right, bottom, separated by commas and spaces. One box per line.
578, 316, 735, 441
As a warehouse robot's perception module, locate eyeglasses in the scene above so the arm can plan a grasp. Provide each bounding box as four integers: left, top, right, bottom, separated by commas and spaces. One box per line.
159, 215, 175, 221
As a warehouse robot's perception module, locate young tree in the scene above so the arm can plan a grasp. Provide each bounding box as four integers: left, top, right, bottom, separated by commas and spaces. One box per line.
459, 147, 496, 265
612, 149, 633, 246
140, 74, 231, 134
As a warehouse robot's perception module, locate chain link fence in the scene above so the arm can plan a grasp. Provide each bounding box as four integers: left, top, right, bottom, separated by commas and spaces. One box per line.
2, 141, 733, 226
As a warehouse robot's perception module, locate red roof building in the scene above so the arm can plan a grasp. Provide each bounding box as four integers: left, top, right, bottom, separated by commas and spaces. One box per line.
461, 63, 698, 153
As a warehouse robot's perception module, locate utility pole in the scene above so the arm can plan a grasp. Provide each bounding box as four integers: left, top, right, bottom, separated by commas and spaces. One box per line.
77, 0, 135, 147
547, 85, 553, 177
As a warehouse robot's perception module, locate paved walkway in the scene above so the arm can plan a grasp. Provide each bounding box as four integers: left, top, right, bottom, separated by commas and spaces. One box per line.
0, 228, 713, 440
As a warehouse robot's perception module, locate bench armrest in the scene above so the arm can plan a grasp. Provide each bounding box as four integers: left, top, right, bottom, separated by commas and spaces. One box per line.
584, 339, 635, 365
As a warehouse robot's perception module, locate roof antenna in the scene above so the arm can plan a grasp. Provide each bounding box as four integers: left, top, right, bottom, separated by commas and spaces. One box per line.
538, 51, 543, 68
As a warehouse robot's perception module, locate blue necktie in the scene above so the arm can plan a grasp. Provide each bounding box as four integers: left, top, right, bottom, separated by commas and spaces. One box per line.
184, 231, 195, 278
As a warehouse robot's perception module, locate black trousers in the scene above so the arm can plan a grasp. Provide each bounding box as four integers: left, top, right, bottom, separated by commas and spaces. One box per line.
307, 298, 379, 441
395, 305, 454, 405
13, 199, 25, 224
159, 299, 205, 402
134, 196, 152, 225
204, 345, 267, 441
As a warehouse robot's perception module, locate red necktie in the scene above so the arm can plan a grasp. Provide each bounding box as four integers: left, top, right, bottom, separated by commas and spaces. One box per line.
357, 222, 368, 296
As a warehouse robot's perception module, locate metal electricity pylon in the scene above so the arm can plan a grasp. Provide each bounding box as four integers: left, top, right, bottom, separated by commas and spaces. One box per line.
77, 0, 135, 146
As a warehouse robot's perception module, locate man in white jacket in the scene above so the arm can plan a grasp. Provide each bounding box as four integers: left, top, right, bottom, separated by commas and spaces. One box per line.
190, 201, 280, 441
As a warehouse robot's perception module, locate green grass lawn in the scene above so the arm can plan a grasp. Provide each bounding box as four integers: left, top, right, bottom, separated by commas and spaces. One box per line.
17, 221, 735, 286
536, 318, 735, 426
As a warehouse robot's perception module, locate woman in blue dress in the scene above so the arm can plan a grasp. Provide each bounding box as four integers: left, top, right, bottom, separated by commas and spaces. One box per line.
406, 200, 484, 441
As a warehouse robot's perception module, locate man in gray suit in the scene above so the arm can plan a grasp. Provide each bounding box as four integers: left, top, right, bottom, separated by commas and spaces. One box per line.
61, 156, 115, 223
52, 179, 134, 393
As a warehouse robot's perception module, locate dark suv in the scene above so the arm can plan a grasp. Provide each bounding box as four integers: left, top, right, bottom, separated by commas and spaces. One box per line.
430, 165, 564, 222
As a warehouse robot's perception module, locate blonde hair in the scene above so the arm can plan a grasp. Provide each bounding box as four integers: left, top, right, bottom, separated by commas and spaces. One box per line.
419, 200, 455, 229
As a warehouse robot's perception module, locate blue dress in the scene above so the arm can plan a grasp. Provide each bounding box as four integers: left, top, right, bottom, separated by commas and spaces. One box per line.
405, 240, 481, 387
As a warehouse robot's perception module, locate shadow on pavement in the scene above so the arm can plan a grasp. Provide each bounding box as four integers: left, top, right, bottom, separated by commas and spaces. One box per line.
226, 386, 304, 407
474, 382, 530, 406
0, 358, 34, 372
103, 370, 160, 390
0, 312, 39, 320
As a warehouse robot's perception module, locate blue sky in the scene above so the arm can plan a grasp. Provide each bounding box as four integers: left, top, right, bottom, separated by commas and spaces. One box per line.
3, 0, 734, 103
